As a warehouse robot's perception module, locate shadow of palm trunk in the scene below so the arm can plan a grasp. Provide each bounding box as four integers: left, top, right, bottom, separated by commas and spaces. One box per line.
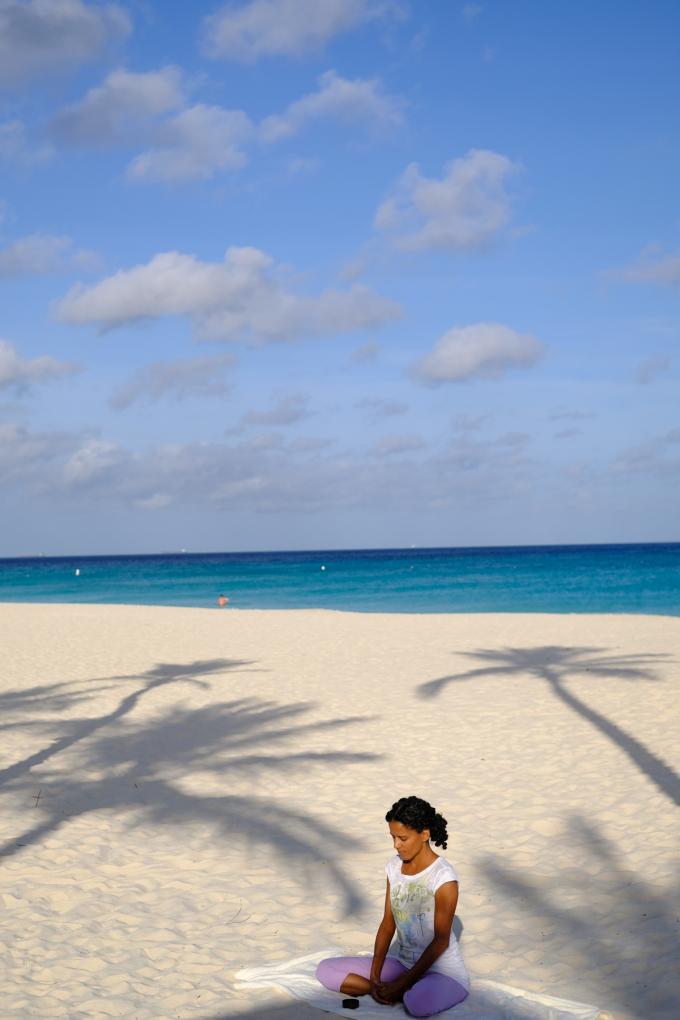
549, 673, 680, 806
417, 645, 679, 808
481, 815, 680, 1019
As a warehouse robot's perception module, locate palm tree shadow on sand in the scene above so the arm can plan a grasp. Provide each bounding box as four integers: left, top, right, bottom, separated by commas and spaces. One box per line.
418, 645, 680, 807
481, 814, 680, 1020
0, 657, 380, 913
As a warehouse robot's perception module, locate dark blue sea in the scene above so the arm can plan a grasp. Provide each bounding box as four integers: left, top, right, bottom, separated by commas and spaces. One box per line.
0, 544, 679, 614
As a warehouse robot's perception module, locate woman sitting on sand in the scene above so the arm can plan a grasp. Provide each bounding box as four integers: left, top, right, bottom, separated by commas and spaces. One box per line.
316, 796, 470, 1016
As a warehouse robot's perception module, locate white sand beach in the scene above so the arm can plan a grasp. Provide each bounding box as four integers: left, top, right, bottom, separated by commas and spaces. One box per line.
1, 604, 678, 1020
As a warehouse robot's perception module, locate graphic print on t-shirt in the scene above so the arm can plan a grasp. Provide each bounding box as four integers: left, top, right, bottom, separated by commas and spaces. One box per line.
391, 879, 434, 964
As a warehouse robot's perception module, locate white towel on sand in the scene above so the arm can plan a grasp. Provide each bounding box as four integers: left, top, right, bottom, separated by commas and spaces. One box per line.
235, 949, 606, 1020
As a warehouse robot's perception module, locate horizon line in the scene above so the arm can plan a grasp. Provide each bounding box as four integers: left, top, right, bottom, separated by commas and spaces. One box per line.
2, 538, 679, 562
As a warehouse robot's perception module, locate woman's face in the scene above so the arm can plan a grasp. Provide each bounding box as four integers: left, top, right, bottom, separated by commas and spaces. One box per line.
388, 820, 430, 863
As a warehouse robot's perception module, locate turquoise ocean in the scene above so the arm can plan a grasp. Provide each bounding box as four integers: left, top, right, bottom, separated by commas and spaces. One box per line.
1, 543, 679, 614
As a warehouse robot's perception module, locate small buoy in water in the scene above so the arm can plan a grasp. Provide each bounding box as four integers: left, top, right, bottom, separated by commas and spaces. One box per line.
75, 568, 80, 577
321, 564, 326, 571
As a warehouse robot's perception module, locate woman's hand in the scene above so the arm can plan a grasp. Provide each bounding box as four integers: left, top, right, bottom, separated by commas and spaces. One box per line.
371, 975, 409, 1004
369, 977, 389, 1004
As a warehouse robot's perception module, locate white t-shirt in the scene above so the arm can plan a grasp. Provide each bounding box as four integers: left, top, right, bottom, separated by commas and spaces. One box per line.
385, 854, 470, 990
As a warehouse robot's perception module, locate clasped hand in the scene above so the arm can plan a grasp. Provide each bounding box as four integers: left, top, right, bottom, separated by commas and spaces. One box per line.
370, 975, 408, 1005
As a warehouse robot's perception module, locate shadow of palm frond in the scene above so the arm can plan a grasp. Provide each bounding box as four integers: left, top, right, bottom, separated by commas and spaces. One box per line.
482, 815, 680, 1020
1, 659, 380, 913
417, 645, 680, 806
0, 658, 254, 787
0, 678, 99, 716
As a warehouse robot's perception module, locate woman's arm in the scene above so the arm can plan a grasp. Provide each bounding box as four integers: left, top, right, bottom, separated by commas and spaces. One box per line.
378, 881, 458, 1000
369, 880, 396, 992
370, 879, 396, 979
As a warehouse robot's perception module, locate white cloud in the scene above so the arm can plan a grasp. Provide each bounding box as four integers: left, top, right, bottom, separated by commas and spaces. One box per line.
0, 416, 541, 516
0, 421, 76, 484
201, 0, 400, 62
127, 104, 252, 182
375, 149, 521, 251
260, 70, 402, 142
242, 393, 311, 426
62, 437, 125, 485
110, 353, 236, 409
0, 119, 51, 165
52, 68, 252, 182
618, 246, 680, 287
0, 0, 131, 89
414, 322, 545, 383
0, 338, 78, 392
0, 233, 94, 276
52, 67, 185, 146
56, 246, 402, 342
53, 62, 398, 186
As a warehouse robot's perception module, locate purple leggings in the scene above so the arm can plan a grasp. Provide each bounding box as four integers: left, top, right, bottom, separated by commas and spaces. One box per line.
316, 955, 468, 1017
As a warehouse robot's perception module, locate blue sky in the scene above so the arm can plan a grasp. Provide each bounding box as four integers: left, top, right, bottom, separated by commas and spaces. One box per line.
1, 0, 679, 555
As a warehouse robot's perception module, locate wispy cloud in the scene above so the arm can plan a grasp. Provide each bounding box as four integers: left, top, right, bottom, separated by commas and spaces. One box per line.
636, 354, 672, 385
548, 408, 596, 423
370, 433, 424, 457
0, 340, 78, 393
0, 0, 130, 89
462, 3, 483, 24
287, 156, 322, 176
452, 413, 487, 432
375, 149, 521, 251
0, 119, 51, 165
0, 234, 96, 276
61, 437, 125, 486
241, 393, 312, 426
414, 323, 545, 384
554, 428, 582, 440
0, 421, 77, 486
56, 246, 402, 342
200, 0, 403, 62
110, 354, 236, 409
612, 428, 680, 478
355, 396, 408, 418
351, 341, 381, 363
615, 245, 680, 287
260, 70, 403, 142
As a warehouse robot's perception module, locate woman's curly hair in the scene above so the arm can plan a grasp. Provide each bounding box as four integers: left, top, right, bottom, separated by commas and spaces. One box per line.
385, 795, 448, 849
